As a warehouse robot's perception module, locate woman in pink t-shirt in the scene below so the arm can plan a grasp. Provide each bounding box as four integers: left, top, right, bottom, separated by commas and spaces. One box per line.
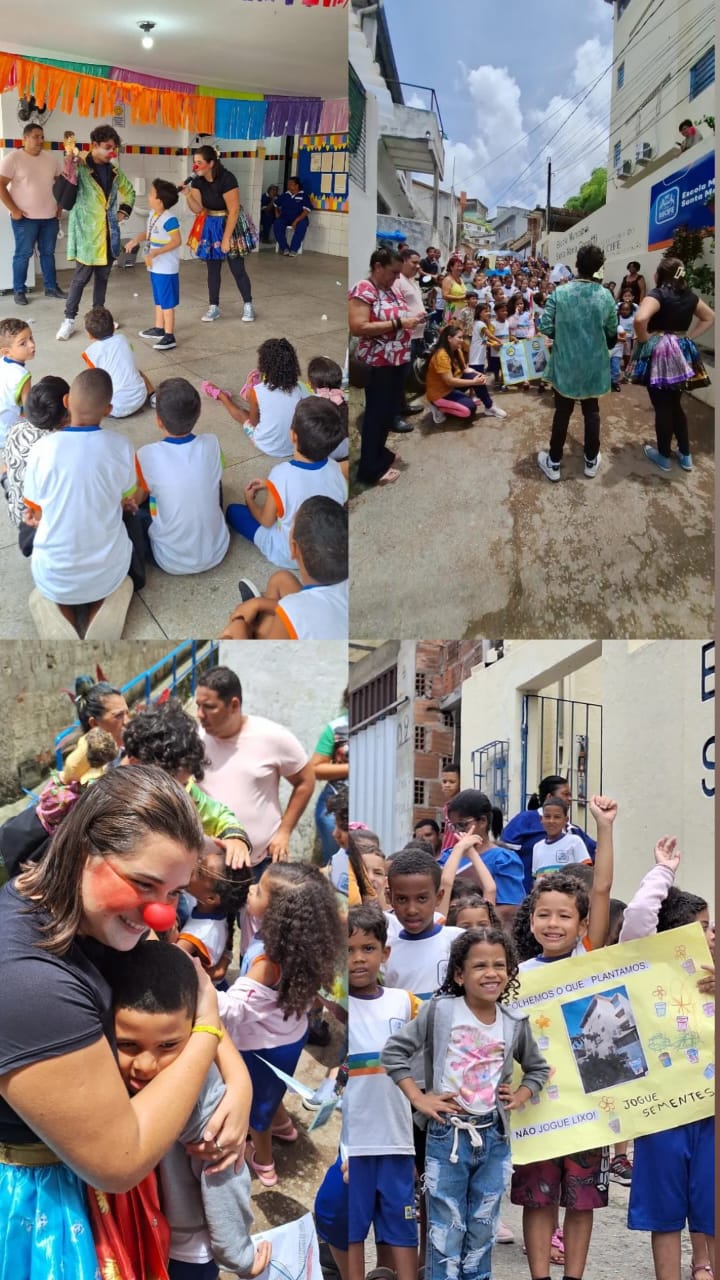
0, 124, 64, 303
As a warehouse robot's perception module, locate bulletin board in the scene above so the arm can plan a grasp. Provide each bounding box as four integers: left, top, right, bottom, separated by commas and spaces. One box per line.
297, 133, 348, 212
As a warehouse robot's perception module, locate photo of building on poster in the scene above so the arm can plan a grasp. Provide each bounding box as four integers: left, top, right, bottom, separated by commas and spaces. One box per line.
561, 984, 650, 1092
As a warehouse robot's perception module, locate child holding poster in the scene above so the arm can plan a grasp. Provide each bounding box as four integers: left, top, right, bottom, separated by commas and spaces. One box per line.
510, 794, 617, 1280
620, 836, 715, 1280
382, 926, 549, 1280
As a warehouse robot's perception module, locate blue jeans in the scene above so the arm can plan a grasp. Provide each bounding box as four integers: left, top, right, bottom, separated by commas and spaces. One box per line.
11, 216, 59, 292
424, 1114, 511, 1280
315, 782, 339, 865
610, 354, 622, 384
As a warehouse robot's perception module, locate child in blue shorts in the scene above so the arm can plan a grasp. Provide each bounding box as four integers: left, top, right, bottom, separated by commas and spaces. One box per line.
127, 178, 181, 351
348, 903, 421, 1280
620, 835, 715, 1280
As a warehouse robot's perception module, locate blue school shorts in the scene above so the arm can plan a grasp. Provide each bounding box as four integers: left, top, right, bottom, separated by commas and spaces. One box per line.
628, 1118, 714, 1235
349, 1153, 418, 1247
315, 1153, 348, 1251
150, 271, 179, 310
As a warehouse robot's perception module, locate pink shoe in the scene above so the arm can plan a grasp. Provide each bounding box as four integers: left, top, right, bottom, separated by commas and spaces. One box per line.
271, 1117, 298, 1143
246, 1141, 278, 1187
201, 380, 230, 400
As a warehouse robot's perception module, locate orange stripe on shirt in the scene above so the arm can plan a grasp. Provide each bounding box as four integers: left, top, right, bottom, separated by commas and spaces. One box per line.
177, 933, 212, 964
81, 352, 95, 369
274, 605, 297, 639
23, 498, 41, 513
264, 479, 284, 518
135, 457, 148, 491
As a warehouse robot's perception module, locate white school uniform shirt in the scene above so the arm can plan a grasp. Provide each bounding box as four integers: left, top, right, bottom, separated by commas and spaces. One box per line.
251, 383, 305, 458
275, 580, 348, 640
83, 334, 147, 418
531, 830, 591, 879
0, 358, 30, 449
24, 426, 136, 604
147, 208, 181, 275
469, 321, 488, 367
348, 987, 420, 1156
137, 434, 229, 574
255, 457, 347, 569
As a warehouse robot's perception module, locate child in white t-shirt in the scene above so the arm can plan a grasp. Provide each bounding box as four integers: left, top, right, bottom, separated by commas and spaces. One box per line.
0, 317, 34, 463
220, 495, 347, 641
125, 178, 182, 352
136, 377, 229, 575
307, 355, 348, 466
82, 306, 154, 417
531, 794, 593, 879
202, 337, 306, 458
226, 396, 346, 569
468, 302, 492, 373
23, 367, 141, 625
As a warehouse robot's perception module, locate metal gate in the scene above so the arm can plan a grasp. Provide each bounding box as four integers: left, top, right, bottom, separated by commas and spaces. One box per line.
350, 665, 406, 855
520, 695, 602, 814
470, 739, 510, 819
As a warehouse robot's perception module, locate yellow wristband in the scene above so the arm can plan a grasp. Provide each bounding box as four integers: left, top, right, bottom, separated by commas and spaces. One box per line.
192, 1023, 224, 1041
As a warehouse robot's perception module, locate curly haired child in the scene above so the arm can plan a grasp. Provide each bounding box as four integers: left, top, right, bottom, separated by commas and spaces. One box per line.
202, 337, 306, 458
382, 927, 549, 1280
217, 861, 345, 1186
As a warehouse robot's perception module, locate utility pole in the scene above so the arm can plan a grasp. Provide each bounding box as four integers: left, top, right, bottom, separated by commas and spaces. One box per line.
546, 157, 552, 235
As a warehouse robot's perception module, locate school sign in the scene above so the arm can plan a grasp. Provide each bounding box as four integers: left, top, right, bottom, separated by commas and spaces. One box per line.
648, 150, 715, 251
508, 924, 714, 1163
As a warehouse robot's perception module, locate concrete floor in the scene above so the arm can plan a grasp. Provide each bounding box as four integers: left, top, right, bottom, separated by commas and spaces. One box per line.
0, 247, 346, 639
349, 382, 714, 639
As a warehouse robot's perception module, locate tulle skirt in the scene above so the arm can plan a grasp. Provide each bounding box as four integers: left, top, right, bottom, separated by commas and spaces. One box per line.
0, 1160, 101, 1280
629, 332, 710, 389
187, 211, 258, 260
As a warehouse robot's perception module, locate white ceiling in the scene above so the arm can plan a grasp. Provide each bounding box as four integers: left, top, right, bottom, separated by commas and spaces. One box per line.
1, 2, 348, 98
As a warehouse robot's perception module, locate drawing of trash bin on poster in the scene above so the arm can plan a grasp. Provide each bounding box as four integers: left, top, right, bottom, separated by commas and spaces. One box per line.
508, 923, 714, 1163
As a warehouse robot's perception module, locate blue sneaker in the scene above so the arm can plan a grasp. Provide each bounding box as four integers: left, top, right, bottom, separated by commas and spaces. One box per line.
674, 449, 693, 471
643, 445, 671, 474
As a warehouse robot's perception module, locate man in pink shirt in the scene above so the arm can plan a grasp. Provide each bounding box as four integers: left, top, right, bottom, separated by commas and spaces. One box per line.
195, 665, 315, 873
0, 124, 65, 306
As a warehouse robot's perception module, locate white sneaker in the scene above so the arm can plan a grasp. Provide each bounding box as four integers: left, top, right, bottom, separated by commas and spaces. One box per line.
495, 1220, 514, 1244
430, 404, 445, 424
241, 302, 255, 322
56, 318, 76, 341
537, 450, 561, 481
484, 404, 508, 418
201, 305, 220, 322
584, 452, 601, 478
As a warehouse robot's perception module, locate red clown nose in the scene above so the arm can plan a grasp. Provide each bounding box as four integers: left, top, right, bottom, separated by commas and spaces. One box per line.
142, 902, 177, 931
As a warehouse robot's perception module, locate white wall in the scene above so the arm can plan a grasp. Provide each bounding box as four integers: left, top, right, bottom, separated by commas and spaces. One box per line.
350, 89, 379, 285
460, 640, 715, 908
216, 640, 347, 859
607, 0, 715, 187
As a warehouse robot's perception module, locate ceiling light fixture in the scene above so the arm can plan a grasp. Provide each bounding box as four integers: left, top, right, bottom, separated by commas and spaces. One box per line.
138, 20, 156, 49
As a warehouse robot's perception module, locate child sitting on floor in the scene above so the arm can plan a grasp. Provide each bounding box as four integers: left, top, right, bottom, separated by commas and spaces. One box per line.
219, 495, 348, 641
225, 396, 346, 568
23, 367, 144, 633
108, 940, 270, 1280
5, 375, 69, 555
307, 355, 349, 466
82, 307, 154, 417
136, 377, 230, 575
202, 337, 306, 458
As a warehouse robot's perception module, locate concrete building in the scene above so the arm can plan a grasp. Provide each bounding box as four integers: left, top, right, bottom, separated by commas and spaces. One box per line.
491, 205, 534, 248
349, 0, 448, 281
546, 0, 715, 400
459, 640, 714, 906
349, 641, 487, 853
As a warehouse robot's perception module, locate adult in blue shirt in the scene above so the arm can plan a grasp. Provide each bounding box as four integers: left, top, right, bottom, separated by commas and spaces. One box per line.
501, 773, 596, 895
273, 176, 311, 256
440, 788, 526, 928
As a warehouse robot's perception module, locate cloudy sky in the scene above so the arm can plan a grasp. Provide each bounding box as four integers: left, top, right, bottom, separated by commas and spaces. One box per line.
383, 0, 615, 215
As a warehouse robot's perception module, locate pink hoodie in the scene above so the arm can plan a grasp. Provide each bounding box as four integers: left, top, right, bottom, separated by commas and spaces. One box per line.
618, 863, 675, 943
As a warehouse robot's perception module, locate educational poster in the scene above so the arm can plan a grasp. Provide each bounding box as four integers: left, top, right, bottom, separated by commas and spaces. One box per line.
332, 151, 346, 172
310, 152, 322, 172
252, 1212, 323, 1280
508, 924, 714, 1164
321, 151, 333, 172
526, 337, 548, 378
334, 173, 347, 194
320, 173, 333, 193
499, 342, 531, 385
297, 136, 349, 211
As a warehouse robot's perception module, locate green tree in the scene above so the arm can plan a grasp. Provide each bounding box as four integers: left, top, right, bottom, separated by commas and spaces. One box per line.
565, 168, 607, 214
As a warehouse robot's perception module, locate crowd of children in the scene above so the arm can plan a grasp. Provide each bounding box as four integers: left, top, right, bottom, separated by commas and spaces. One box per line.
341, 768, 715, 1280
0, 297, 348, 640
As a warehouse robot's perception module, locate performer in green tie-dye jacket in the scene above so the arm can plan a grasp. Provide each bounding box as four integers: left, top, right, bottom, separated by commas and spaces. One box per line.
57, 123, 136, 340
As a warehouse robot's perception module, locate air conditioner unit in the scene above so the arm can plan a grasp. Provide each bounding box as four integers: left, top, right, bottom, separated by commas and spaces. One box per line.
617, 159, 633, 178
635, 142, 653, 164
